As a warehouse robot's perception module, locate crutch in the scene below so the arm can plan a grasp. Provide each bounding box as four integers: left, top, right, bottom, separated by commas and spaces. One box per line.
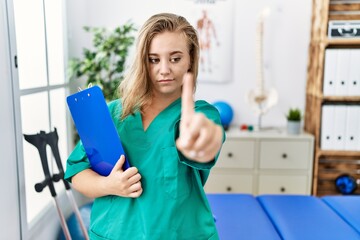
24, 131, 72, 240
44, 128, 89, 240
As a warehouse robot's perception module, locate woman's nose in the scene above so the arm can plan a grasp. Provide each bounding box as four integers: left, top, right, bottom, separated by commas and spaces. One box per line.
160, 62, 170, 75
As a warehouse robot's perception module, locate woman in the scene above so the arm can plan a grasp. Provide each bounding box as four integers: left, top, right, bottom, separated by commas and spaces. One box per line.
65, 13, 224, 240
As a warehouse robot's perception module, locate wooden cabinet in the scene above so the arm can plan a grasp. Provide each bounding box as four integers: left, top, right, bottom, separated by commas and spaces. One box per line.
304, 0, 360, 196
205, 128, 314, 195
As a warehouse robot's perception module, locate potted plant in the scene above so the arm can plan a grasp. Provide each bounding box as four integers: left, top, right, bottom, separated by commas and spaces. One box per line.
286, 108, 302, 134
68, 22, 136, 101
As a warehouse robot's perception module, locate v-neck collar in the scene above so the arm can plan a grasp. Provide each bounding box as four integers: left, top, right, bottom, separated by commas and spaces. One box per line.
137, 97, 181, 133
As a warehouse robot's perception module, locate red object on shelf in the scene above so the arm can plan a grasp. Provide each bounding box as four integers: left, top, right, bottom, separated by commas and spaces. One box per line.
240, 124, 248, 131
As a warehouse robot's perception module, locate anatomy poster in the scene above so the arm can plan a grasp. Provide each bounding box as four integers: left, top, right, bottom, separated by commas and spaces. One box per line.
180, 0, 234, 83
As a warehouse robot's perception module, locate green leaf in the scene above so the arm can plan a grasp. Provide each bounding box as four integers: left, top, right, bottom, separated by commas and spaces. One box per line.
286, 108, 302, 121
68, 22, 136, 101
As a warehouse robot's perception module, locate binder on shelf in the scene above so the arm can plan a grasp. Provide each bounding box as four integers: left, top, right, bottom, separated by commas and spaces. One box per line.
333, 105, 347, 151
321, 105, 335, 150
334, 50, 350, 96
344, 106, 360, 151
323, 49, 337, 96
357, 106, 360, 151
328, 20, 360, 39
347, 49, 360, 96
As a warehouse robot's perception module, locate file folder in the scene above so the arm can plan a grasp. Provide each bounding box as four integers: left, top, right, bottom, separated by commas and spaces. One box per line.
334, 50, 350, 96
357, 107, 360, 151
344, 106, 359, 151
347, 49, 360, 96
333, 105, 347, 150
323, 49, 337, 96
321, 105, 335, 150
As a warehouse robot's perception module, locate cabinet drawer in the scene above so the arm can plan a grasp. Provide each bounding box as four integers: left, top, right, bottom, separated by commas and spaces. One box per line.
258, 175, 308, 194
204, 173, 253, 194
217, 139, 255, 169
259, 140, 310, 169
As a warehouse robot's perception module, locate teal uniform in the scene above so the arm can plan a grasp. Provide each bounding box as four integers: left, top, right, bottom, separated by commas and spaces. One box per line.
65, 98, 224, 240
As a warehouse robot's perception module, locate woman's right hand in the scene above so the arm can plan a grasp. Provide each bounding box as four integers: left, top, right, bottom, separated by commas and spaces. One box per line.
72, 155, 143, 199
106, 155, 143, 198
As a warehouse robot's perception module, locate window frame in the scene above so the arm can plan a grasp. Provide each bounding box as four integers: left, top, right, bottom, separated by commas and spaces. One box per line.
7, 0, 75, 238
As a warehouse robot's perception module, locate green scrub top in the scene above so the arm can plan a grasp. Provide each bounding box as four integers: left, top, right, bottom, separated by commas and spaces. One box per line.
65, 98, 225, 240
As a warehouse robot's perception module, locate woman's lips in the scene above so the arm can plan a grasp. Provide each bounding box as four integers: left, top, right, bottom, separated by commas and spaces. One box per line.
158, 79, 174, 83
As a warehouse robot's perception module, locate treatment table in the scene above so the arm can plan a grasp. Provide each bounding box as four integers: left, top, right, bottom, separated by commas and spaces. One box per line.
207, 194, 360, 240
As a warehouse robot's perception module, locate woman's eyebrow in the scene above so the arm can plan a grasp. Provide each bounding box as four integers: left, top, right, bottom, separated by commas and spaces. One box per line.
170, 51, 184, 55
148, 51, 184, 56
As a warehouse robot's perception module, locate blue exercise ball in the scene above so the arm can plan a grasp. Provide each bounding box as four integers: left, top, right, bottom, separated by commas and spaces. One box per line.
212, 101, 234, 130
58, 202, 93, 240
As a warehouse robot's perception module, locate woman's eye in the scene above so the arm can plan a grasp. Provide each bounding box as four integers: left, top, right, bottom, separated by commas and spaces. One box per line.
148, 58, 159, 64
170, 57, 181, 63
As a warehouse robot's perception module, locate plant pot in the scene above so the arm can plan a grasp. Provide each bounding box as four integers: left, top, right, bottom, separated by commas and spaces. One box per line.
287, 120, 301, 135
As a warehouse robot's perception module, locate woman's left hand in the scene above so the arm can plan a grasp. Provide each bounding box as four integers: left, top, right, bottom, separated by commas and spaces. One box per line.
176, 73, 223, 163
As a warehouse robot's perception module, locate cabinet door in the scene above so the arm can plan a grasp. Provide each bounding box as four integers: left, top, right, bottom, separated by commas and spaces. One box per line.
258, 175, 308, 194
259, 140, 310, 170
217, 139, 255, 169
204, 173, 253, 194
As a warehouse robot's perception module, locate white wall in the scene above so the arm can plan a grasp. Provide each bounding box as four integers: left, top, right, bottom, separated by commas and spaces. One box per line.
67, 0, 312, 128
0, 0, 21, 238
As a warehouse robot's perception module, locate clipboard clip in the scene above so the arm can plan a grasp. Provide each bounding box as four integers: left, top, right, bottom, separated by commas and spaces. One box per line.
77, 83, 93, 92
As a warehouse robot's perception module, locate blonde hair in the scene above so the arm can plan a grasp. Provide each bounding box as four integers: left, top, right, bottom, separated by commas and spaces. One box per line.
119, 13, 200, 119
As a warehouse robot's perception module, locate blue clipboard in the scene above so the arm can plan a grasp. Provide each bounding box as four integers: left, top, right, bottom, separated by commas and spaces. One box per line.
66, 86, 130, 176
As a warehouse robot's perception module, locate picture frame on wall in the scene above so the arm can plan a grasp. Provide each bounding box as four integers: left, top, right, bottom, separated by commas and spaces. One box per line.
181, 0, 234, 83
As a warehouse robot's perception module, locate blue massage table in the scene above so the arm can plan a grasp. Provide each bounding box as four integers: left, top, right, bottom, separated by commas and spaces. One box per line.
207, 194, 360, 240
322, 196, 360, 235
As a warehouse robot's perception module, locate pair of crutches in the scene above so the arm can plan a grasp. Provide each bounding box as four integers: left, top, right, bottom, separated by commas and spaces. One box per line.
24, 128, 89, 240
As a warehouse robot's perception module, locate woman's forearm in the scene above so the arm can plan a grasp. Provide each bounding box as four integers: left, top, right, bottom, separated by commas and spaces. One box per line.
71, 156, 143, 199
71, 169, 111, 198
